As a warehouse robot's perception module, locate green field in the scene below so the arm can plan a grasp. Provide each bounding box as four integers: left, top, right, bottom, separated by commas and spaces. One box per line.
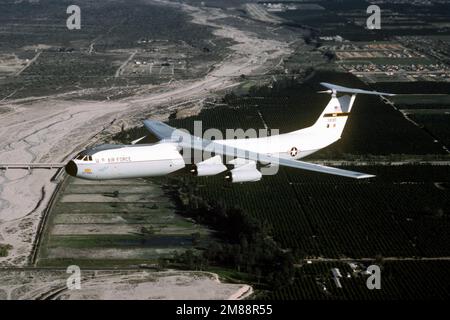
266, 260, 450, 300
390, 94, 450, 108
337, 57, 435, 65
408, 113, 450, 149
36, 177, 214, 267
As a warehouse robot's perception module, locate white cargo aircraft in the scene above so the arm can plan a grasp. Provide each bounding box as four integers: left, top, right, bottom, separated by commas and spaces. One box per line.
65, 83, 394, 182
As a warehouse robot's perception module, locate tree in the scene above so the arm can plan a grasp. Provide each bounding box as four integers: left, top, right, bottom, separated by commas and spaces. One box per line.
375, 254, 384, 266
232, 245, 243, 272
255, 267, 262, 284
168, 177, 296, 289
158, 257, 168, 269
324, 50, 336, 61
140, 226, 155, 236
181, 249, 196, 269
191, 232, 201, 246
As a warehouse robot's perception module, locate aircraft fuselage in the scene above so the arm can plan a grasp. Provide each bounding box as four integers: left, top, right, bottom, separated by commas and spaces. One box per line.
65, 143, 185, 180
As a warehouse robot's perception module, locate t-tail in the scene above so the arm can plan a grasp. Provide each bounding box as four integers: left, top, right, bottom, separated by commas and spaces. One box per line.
301, 82, 395, 144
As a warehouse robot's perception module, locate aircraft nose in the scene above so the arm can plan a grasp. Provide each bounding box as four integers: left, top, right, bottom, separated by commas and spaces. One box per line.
65, 160, 78, 177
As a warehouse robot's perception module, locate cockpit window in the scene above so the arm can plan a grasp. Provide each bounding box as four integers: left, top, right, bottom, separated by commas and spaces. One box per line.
74, 153, 94, 161
75, 155, 93, 161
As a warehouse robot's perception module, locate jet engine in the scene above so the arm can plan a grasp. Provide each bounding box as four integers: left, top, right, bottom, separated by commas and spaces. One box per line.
191, 155, 227, 177
224, 161, 262, 183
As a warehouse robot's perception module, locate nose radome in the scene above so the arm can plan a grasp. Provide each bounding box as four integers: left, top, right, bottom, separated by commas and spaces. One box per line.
65, 160, 78, 177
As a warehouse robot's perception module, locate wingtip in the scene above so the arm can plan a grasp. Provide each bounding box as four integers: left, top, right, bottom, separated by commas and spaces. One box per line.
357, 174, 376, 179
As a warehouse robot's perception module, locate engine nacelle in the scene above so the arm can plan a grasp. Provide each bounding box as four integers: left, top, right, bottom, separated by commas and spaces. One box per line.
224, 162, 262, 183
191, 155, 227, 177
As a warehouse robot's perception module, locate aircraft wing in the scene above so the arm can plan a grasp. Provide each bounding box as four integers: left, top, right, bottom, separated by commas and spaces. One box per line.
199, 144, 374, 179
144, 120, 374, 179
143, 119, 178, 140
271, 157, 374, 179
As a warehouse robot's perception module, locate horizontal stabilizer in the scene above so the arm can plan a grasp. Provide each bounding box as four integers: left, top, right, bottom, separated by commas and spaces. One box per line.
320, 82, 395, 96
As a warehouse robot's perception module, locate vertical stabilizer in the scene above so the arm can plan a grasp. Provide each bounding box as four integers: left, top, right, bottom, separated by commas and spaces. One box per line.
310, 94, 356, 139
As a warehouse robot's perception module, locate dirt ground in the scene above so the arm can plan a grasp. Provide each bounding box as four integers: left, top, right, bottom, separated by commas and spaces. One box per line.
0, 269, 253, 300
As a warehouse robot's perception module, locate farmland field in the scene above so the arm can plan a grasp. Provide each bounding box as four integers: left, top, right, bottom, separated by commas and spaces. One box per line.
408, 113, 450, 150
0, 0, 231, 99
184, 165, 450, 259
372, 83, 450, 150
36, 177, 214, 267
273, 0, 450, 40
389, 95, 450, 108
265, 261, 450, 300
